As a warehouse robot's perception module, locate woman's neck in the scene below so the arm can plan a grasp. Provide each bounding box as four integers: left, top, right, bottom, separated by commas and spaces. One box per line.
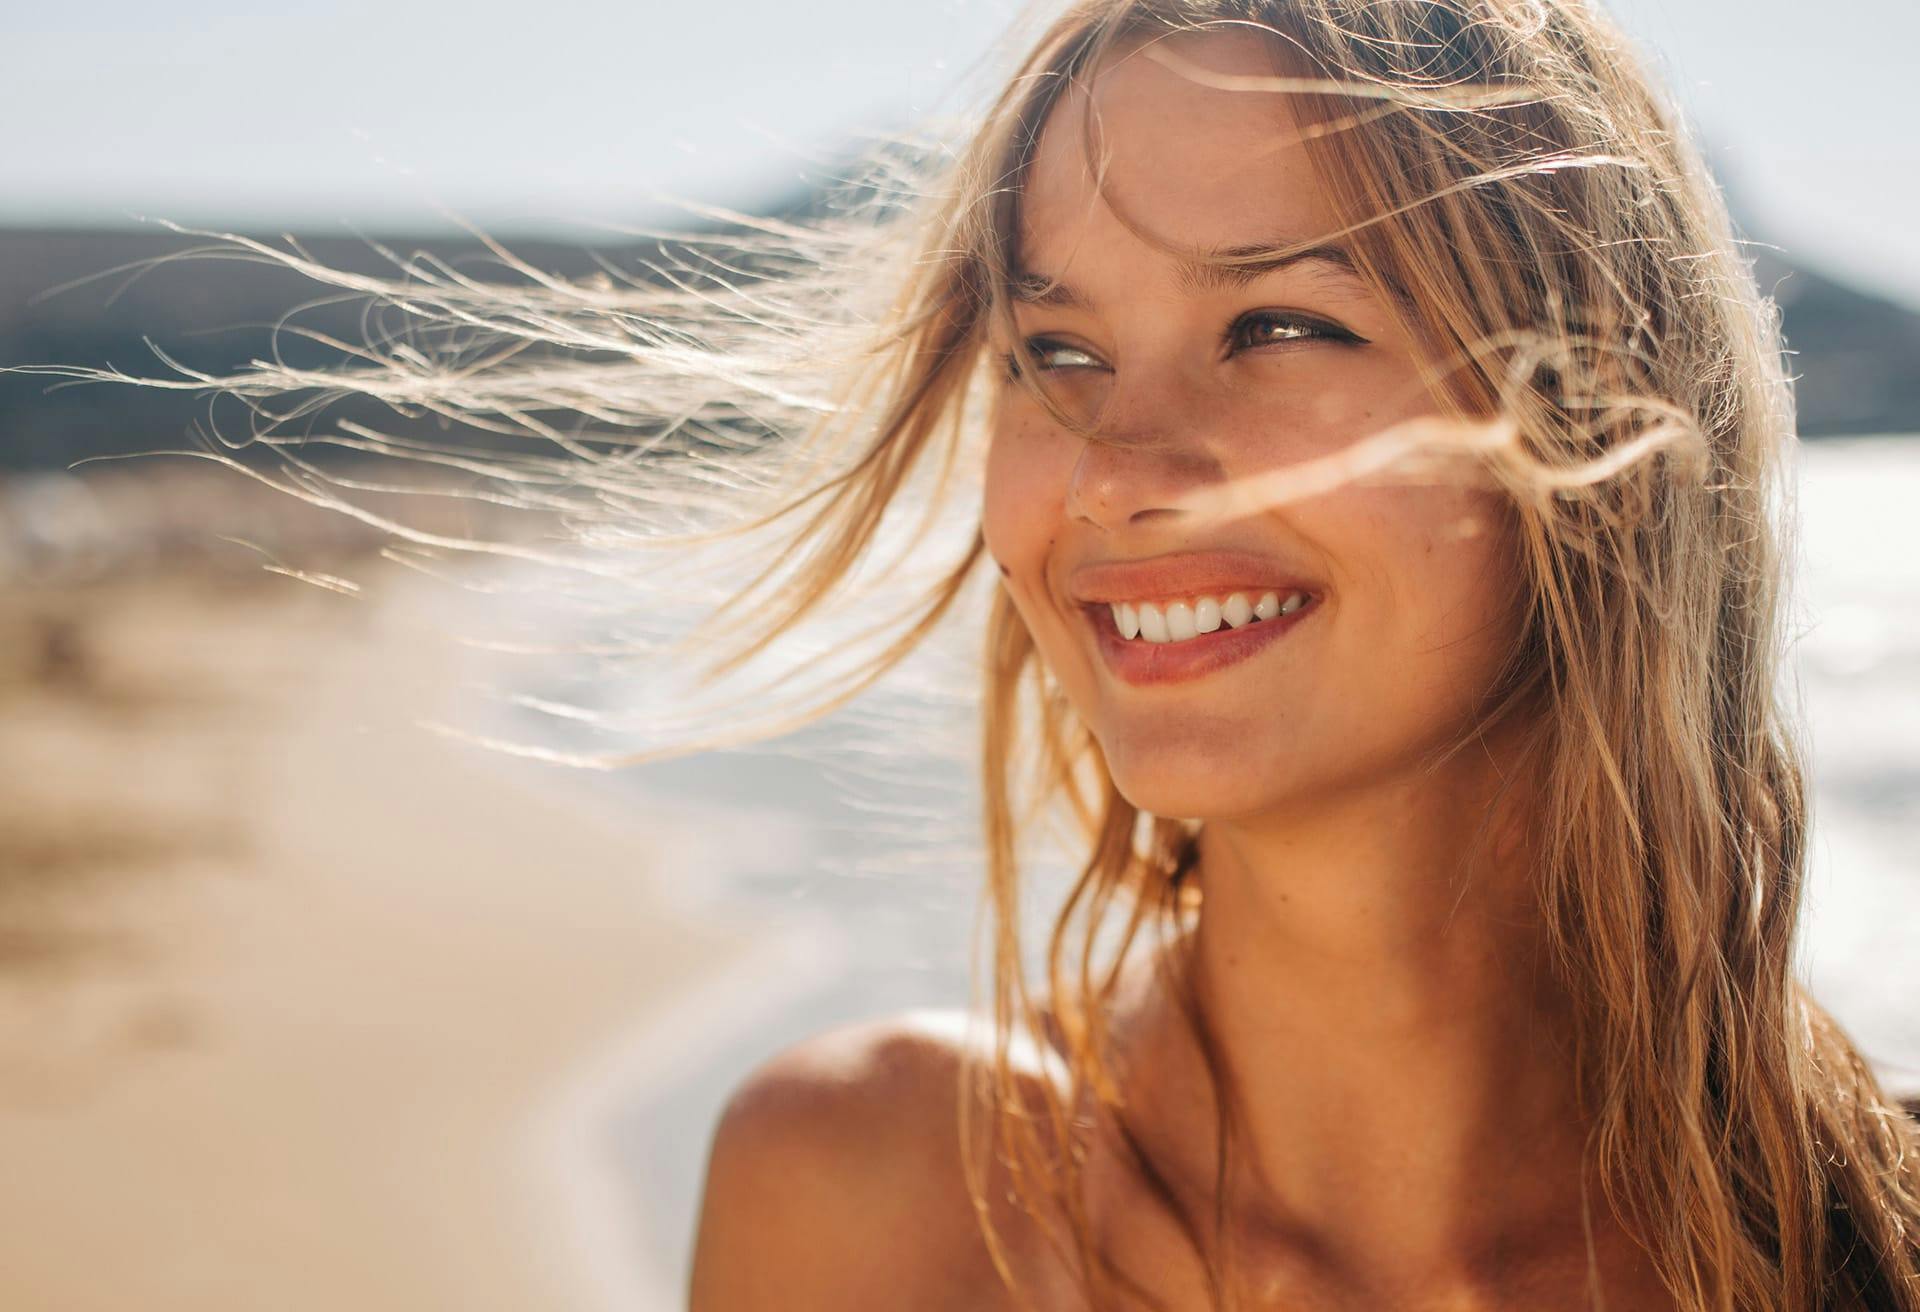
1109, 747, 1603, 1290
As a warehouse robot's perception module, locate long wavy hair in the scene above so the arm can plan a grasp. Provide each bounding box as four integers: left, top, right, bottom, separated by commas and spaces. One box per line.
48, 0, 1920, 1307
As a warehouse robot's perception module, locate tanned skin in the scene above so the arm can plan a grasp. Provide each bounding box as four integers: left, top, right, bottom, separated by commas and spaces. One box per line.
692, 29, 1676, 1312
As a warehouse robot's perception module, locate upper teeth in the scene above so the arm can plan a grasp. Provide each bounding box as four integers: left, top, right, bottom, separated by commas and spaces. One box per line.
1109, 591, 1306, 643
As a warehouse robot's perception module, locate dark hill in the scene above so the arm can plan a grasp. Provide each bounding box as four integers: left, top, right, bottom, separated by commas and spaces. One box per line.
1752, 249, 1920, 437
0, 225, 643, 473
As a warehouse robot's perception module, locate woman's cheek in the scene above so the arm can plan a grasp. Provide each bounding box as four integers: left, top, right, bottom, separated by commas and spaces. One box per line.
981, 418, 1075, 584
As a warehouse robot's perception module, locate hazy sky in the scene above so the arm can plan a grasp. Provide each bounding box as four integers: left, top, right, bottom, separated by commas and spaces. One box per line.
9, 0, 1917, 304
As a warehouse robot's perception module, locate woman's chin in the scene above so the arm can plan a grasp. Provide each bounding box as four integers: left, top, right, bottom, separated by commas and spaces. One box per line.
1107, 765, 1289, 827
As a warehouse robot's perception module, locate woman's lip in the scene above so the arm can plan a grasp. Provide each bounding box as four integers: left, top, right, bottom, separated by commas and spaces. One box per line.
1067, 550, 1322, 605
1086, 596, 1316, 686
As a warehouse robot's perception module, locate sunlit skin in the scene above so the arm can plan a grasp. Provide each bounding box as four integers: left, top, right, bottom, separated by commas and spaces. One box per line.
689, 26, 1679, 1312
976, 29, 1673, 1309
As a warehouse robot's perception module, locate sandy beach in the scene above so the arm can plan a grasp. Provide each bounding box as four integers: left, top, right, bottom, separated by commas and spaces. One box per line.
0, 470, 769, 1311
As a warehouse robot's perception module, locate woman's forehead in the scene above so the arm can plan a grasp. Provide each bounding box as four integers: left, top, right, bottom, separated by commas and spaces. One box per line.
1016, 29, 1344, 275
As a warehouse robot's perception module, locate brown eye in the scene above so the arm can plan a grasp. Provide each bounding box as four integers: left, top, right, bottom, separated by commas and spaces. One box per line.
1227, 311, 1364, 353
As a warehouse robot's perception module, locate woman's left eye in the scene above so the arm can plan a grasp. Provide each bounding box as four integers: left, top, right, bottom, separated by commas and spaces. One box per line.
1226, 311, 1365, 353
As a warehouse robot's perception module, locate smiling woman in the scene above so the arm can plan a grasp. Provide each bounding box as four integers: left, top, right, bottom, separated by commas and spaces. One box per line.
707, 3, 1920, 1304
984, 37, 1526, 835
63, 0, 1920, 1309
704, 2, 1920, 1302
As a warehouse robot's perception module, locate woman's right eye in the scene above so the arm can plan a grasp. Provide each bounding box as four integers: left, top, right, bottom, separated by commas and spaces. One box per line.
1007, 337, 1107, 377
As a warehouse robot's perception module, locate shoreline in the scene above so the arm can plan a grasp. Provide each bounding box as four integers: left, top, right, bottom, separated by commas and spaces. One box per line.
534, 912, 844, 1312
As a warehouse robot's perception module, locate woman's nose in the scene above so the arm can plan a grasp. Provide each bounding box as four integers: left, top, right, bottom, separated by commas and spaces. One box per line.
1063, 384, 1224, 533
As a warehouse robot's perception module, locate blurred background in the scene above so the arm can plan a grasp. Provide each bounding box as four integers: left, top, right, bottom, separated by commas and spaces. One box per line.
2, 2, 1916, 1309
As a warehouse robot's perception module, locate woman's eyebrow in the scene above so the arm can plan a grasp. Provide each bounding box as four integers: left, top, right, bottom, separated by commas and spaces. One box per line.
1175, 243, 1364, 296
1009, 272, 1091, 310
1009, 243, 1366, 310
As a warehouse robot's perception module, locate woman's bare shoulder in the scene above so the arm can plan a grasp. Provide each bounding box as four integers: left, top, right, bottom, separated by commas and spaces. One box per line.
688, 1008, 1056, 1311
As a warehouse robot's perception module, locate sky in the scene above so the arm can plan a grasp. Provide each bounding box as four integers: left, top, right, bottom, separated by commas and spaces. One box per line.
8, 0, 1917, 305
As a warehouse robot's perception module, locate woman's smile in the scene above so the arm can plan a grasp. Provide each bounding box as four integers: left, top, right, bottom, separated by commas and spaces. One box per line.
1087, 587, 1318, 686
1063, 547, 1328, 686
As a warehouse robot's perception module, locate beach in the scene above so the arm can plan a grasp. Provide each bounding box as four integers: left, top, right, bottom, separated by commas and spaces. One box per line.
0, 470, 775, 1312
0, 439, 1915, 1309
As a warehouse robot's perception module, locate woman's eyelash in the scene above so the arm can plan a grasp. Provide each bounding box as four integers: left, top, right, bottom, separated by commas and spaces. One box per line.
1001, 312, 1366, 378
1223, 310, 1367, 352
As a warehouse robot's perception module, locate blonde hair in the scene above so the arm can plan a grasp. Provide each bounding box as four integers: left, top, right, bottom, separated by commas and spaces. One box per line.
62, 1, 1920, 1307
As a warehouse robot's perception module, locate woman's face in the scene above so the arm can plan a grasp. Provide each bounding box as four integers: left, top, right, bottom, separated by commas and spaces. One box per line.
982, 29, 1523, 822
